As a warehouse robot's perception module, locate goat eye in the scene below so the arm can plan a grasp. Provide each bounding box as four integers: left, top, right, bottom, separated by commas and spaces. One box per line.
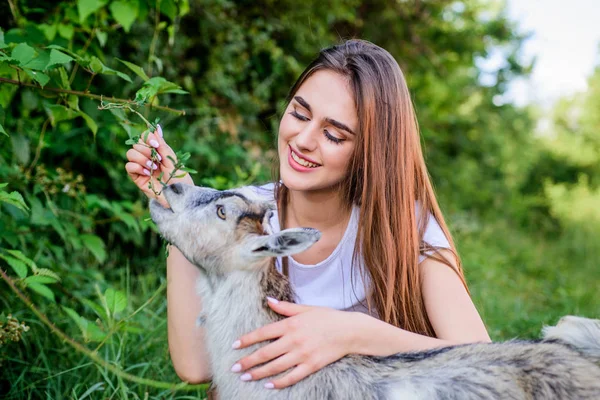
216, 205, 226, 220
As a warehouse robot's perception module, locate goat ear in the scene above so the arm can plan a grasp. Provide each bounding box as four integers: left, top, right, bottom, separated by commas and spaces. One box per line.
250, 228, 321, 258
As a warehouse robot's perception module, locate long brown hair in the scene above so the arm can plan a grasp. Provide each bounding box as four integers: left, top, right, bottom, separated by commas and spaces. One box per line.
275, 39, 466, 337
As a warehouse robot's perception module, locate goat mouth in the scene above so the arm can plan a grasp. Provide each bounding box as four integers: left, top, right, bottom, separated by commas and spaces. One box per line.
149, 199, 175, 220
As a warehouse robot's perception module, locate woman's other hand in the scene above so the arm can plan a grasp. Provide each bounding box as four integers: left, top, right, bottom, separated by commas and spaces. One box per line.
125, 124, 193, 207
231, 299, 361, 389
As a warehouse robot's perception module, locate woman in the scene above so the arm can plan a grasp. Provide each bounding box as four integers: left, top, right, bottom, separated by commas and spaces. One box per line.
125, 39, 491, 390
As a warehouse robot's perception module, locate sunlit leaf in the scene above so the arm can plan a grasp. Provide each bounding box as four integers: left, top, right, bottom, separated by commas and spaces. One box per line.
81, 234, 107, 263
78, 0, 108, 23
28, 283, 55, 302
104, 288, 127, 315
117, 58, 149, 81
110, 0, 139, 33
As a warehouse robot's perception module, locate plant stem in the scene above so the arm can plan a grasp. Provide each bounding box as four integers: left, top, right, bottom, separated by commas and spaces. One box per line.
0, 77, 186, 115
0, 268, 209, 392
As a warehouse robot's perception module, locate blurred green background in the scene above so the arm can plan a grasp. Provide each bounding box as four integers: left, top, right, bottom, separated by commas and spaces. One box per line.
0, 0, 598, 398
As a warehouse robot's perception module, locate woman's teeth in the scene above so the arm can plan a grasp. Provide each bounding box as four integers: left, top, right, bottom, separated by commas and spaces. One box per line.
291, 151, 319, 168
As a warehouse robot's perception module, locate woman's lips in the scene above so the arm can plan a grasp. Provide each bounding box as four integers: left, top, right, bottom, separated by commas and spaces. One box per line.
288, 146, 321, 172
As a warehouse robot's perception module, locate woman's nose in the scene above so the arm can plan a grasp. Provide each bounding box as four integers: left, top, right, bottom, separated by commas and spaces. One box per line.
294, 123, 318, 152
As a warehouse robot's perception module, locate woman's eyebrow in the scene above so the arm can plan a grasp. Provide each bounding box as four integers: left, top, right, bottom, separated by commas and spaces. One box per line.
293, 95, 356, 135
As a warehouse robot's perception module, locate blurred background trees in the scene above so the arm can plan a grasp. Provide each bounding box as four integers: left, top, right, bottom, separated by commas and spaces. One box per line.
0, 0, 598, 397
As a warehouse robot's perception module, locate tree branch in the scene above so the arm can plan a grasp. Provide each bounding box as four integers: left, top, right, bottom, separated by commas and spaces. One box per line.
0, 77, 186, 115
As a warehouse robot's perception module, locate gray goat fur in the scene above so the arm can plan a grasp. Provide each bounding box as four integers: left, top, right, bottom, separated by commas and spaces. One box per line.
150, 183, 600, 399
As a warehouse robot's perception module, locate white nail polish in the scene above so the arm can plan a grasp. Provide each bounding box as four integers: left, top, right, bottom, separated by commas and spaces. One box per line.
264, 382, 275, 389
150, 140, 159, 148
157, 153, 162, 162
143, 168, 151, 176
157, 124, 163, 138
240, 373, 252, 381
231, 363, 242, 372
232, 340, 241, 349
266, 297, 279, 304
146, 160, 153, 169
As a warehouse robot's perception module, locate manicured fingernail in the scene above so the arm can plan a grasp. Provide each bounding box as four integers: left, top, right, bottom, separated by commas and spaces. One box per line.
232, 340, 241, 349
157, 124, 163, 138
146, 160, 158, 170
150, 139, 159, 148
231, 363, 242, 373
240, 373, 252, 381
143, 168, 151, 176
264, 382, 275, 389
266, 297, 279, 304
156, 153, 162, 162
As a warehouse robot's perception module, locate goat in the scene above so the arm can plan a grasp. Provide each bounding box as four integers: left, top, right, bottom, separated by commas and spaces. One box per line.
150, 183, 600, 399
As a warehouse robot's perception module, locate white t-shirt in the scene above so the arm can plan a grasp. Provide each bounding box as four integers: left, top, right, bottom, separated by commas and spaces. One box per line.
251, 183, 450, 317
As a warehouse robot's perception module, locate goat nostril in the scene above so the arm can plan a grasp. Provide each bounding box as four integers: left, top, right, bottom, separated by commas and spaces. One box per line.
170, 183, 182, 195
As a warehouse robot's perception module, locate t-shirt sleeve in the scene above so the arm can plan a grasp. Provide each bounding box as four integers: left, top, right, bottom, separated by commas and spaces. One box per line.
419, 214, 451, 263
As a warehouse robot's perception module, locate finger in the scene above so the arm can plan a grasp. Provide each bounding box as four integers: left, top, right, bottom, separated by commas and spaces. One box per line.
235, 320, 287, 349
244, 351, 299, 381
131, 143, 163, 164
234, 336, 290, 372
141, 125, 177, 170
266, 363, 313, 389
125, 162, 152, 184
126, 149, 160, 172
267, 298, 314, 317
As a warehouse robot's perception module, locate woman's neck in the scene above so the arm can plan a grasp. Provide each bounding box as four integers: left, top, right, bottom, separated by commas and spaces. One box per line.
285, 187, 352, 232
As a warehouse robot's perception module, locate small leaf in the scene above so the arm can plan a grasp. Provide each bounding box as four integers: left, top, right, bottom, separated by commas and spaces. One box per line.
109, 0, 139, 33
46, 49, 74, 69
96, 30, 107, 47
57, 24, 75, 40
35, 268, 61, 281
0, 253, 28, 278
11, 43, 35, 66
78, 0, 108, 23
23, 275, 59, 285
104, 288, 127, 315
38, 23, 57, 41
81, 298, 108, 321
0, 190, 29, 212
23, 69, 50, 88
28, 283, 55, 302
0, 124, 7, 137
22, 50, 50, 71
0, 29, 7, 49
81, 234, 107, 263
79, 111, 98, 137
117, 58, 149, 81
44, 104, 79, 126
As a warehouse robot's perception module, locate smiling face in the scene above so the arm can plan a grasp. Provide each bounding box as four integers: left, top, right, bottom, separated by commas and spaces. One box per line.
278, 69, 358, 193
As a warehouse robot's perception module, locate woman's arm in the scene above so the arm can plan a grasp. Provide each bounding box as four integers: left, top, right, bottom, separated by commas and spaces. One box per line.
353, 249, 491, 356
166, 245, 212, 383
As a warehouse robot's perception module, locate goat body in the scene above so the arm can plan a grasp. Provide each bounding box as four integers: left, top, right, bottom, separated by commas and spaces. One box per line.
150, 184, 600, 399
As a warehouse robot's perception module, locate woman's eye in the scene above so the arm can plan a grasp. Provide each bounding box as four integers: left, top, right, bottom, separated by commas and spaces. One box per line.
216, 205, 226, 220
289, 110, 309, 121
324, 129, 344, 145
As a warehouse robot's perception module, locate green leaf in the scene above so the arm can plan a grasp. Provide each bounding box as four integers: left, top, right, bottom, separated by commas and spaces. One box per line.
22, 50, 50, 71
0, 253, 28, 278
117, 58, 149, 81
23, 275, 59, 285
46, 49, 74, 69
78, 0, 108, 23
23, 69, 50, 87
35, 268, 61, 281
11, 43, 36, 66
110, 0, 139, 33
62, 306, 105, 342
38, 23, 57, 41
81, 234, 106, 263
88, 56, 132, 82
0, 29, 7, 49
0, 190, 29, 212
58, 67, 71, 90
57, 24, 75, 40
0, 124, 6, 137
44, 104, 79, 126
134, 77, 187, 102
96, 30, 107, 47
104, 288, 127, 315
28, 283, 55, 302
81, 298, 108, 321
79, 111, 98, 137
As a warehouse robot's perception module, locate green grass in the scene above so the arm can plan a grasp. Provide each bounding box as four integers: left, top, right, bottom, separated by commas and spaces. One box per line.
1, 216, 598, 398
